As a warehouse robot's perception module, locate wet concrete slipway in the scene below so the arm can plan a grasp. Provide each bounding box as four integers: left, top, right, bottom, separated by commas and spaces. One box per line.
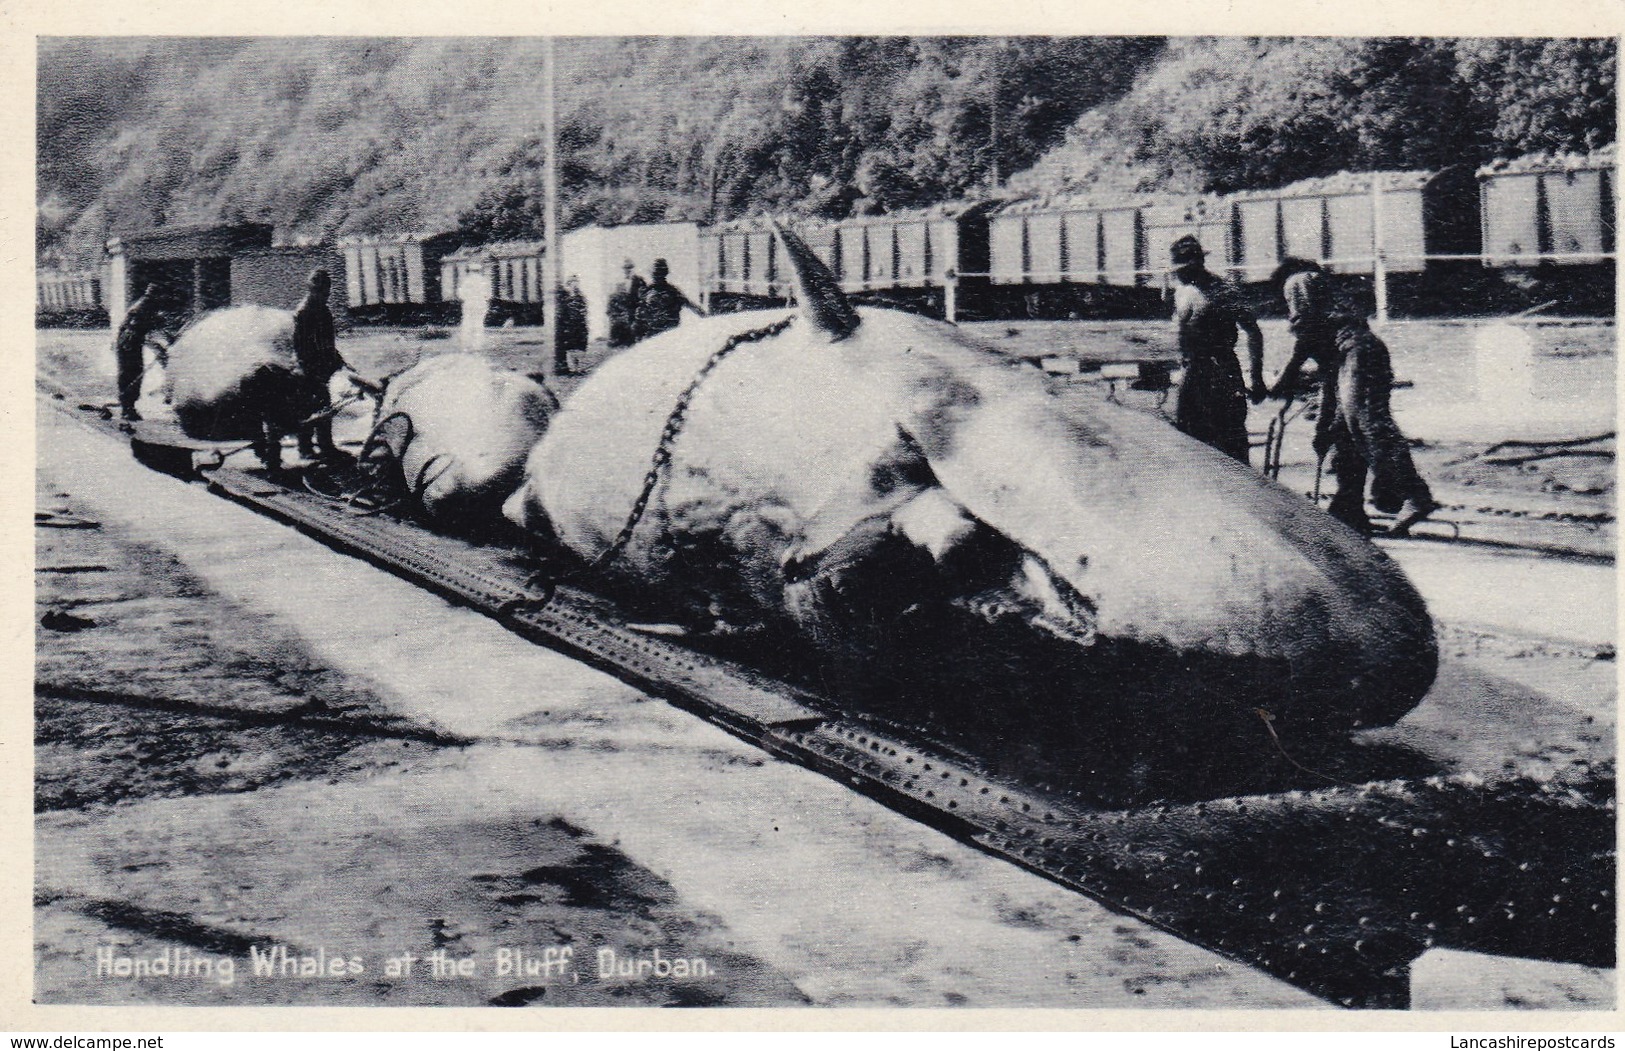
32, 325, 1617, 1012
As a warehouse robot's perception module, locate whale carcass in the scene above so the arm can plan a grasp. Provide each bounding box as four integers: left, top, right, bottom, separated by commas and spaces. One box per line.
366, 354, 558, 531
164, 305, 327, 466
504, 229, 1437, 741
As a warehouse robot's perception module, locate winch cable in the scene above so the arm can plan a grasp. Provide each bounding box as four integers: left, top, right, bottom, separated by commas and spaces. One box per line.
196, 386, 377, 474
316, 408, 421, 515
300, 368, 430, 514
1253, 707, 1359, 788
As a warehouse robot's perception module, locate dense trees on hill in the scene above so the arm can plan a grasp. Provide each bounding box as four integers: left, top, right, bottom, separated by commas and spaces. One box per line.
426, 37, 1165, 244
1012, 37, 1617, 196
37, 36, 1616, 266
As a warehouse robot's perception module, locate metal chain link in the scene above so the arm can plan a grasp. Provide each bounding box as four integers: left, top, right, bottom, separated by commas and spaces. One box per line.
589, 315, 795, 574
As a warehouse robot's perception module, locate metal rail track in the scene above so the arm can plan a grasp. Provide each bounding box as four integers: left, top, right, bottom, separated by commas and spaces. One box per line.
39, 390, 1618, 1008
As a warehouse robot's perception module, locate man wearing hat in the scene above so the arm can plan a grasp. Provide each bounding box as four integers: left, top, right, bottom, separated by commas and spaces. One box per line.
291, 268, 350, 462
634, 257, 703, 340
1169, 235, 1266, 463
607, 259, 645, 347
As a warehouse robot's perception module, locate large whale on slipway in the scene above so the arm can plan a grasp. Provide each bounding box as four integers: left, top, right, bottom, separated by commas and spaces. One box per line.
504, 227, 1436, 738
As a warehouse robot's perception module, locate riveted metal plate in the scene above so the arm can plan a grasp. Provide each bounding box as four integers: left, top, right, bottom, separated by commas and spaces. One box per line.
172, 462, 1620, 1009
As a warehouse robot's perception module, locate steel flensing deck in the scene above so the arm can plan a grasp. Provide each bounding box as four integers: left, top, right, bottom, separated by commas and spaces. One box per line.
193, 459, 1614, 1010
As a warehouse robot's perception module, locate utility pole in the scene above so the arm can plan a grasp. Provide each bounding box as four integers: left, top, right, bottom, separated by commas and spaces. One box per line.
542, 36, 563, 375
988, 39, 1004, 192
1371, 170, 1389, 324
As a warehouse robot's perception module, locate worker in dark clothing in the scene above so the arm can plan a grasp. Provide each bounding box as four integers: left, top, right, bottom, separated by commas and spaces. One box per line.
113, 285, 163, 422
557, 276, 589, 373
1269, 258, 1437, 536
291, 268, 349, 462
1273, 258, 1341, 453
607, 260, 645, 347
634, 258, 703, 341
1170, 236, 1266, 463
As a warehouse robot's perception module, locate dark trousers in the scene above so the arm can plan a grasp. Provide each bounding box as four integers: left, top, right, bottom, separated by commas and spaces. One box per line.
1324, 332, 1432, 529
296, 380, 337, 460
1175, 358, 1250, 464
115, 337, 145, 414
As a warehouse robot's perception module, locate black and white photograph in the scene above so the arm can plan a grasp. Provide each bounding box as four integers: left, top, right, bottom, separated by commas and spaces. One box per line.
22, 25, 1619, 1020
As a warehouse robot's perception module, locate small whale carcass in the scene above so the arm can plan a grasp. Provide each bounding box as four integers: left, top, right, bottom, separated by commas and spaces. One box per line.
164, 305, 333, 468
504, 229, 1437, 745
364, 355, 558, 532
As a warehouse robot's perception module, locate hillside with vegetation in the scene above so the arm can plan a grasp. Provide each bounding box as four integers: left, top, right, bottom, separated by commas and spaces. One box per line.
38, 36, 1615, 267
1010, 37, 1616, 197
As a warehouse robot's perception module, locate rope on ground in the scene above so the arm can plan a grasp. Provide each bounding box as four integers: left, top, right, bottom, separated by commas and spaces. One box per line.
1253, 708, 1359, 788
1445, 431, 1616, 468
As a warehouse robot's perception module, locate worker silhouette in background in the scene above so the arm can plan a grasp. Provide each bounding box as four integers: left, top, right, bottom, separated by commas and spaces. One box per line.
607, 259, 645, 347
557, 276, 588, 373
291, 268, 350, 462
113, 284, 164, 422
634, 258, 703, 340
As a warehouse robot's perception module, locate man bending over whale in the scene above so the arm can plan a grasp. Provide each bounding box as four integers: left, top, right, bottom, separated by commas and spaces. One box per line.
1270, 258, 1436, 536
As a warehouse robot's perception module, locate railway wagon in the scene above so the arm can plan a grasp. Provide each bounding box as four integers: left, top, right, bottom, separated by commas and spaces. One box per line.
338, 232, 462, 323
106, 222, 274, 328
229, 244, 352, 323
1476, 147, 1615, 314
984, 167, 1480, 300
708, 216, 788, 302
831, 201, 995, 293
1140, 195, 1235, 278
1226, 167, 1481, 279
1479, 147, 1616, 266
440, 240, 548, 325
36, 268, 105, 326
986, 193, 1165, 318
705, 203, 995, 316
989, 193, 1150, 286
